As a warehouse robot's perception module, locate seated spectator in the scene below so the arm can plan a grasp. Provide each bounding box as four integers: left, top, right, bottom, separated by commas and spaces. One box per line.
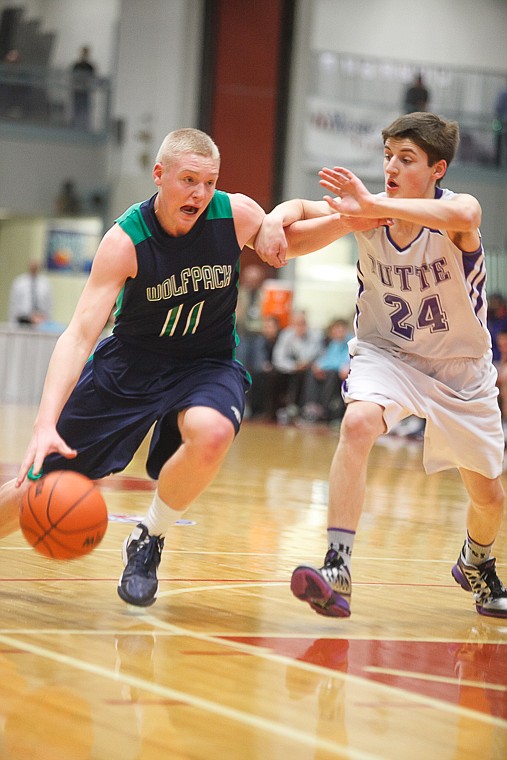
246, 315, 281, 420
494, 328, 507, 444
272, 310, 323, 424
300, 318, 352, 423
488, 292, 507, 362
494, 77, 507, 168
235, 264, 266, 371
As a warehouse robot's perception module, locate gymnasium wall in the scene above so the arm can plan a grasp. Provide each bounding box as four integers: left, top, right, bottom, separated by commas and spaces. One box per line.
0, 0, 506, 327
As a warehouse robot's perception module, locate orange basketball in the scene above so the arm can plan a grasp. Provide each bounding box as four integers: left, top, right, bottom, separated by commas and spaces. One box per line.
20, 471, 108, 560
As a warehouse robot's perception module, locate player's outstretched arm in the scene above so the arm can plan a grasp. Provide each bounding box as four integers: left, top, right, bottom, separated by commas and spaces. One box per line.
320, 166, 482, 234
16, 225, 136, 486
230, 193, 286, 269
256, 198, 342, 261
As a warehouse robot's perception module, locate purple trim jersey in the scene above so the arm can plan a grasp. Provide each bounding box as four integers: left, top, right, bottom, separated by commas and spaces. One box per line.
353, 188, 490, 360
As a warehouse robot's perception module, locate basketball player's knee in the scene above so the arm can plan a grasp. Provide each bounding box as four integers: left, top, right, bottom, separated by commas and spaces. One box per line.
488, 484, 504, 515
194, 420, 234, 466
473, 481, 505, 516
341, 406, 381, 446
1, 477, 24, 510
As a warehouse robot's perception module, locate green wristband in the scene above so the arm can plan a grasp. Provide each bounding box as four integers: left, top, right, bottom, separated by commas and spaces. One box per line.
27, 466, 43, 481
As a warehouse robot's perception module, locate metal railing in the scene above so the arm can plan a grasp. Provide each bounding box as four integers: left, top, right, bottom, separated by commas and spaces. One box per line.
0, 63, 111, 137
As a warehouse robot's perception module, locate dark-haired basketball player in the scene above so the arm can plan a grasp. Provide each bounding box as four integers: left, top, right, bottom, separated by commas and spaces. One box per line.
260, 112, 507, 619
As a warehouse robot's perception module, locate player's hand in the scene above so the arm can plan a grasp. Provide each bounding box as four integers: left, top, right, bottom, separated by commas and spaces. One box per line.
319, 167, 375, 218
254, 215, 288, 269
16, 427, 77, 487
320, 169, 393, 231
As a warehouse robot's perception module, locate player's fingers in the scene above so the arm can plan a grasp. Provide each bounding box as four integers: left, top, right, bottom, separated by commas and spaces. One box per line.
332, 166, 353, 179
320, 166, 347, 180
320, 177, 341, 191
16, 439, 77, 487
60, 444, 77, 459
273, 252, 287, 269
322, 194, 341, 209
16, 458, 34, 488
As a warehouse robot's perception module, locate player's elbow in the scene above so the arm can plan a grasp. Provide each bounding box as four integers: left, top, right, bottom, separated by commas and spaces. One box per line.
457, 197, 482, 231
461, 206, 481, 231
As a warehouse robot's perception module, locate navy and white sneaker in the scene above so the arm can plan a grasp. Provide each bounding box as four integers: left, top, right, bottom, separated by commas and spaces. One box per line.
291, 544, 351, 617
452, 545, 507, 618
117, 523, 164, 607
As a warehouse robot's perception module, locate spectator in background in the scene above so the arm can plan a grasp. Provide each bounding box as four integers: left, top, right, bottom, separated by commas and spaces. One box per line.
300, 318, 352, 424
494, 328, 507, 445
494, 78, 507, 167
71, 45, 96, 130
54, 179, 80, 216
272, 310, 323, 424
487, 292, 507, 362
8, 260, 53, 326
403, 72, 430, 113
0, 49, 30, 119
235, 263, 266, 371
246, 315, 281, 420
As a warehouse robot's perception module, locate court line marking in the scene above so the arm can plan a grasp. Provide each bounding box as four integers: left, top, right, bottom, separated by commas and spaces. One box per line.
1, 580, 505, 729
0, 628, 506, 645
0, 632, 378, 760
139, 610, 507, 729
3, 545, 504, 566
364, 666, 506, 693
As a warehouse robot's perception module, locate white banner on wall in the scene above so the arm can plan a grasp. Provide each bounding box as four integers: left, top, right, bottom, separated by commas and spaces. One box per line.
305, 95, 399, 173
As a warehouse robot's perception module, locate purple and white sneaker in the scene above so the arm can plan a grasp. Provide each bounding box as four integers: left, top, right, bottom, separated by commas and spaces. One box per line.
452, 545, 507, 618
291, 544, 351, 617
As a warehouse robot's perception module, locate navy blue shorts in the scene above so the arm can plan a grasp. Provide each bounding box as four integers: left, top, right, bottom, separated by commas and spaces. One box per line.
43, 335, 250, 480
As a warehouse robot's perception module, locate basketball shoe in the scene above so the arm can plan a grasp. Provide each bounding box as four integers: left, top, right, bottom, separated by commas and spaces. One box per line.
117, 523, 164, 607
290, 544, 351, 617
452, 545, 507, 617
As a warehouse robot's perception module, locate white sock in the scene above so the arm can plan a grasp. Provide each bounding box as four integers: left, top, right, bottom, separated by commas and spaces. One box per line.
464, 532, 492, 565
143, 492, 189, 537
327, 527, 355, 575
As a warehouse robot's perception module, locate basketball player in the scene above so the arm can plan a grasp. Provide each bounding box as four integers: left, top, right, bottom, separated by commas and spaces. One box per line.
0, 128, 295, 607
259, 112, 507, 618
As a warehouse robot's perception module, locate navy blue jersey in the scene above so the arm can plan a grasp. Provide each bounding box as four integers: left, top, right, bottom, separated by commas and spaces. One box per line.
113, 191, 242, 358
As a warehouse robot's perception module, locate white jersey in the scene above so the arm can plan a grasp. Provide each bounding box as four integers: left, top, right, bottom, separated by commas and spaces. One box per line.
353, 187, 490, 360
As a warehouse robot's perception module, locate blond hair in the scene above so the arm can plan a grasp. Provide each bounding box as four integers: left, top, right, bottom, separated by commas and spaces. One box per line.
156, 128, 220, 165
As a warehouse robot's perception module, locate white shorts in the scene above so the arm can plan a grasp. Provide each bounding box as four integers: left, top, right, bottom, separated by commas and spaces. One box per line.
343, 340, 504, 478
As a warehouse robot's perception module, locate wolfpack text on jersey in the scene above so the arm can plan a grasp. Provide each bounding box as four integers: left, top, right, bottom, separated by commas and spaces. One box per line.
113, 191, 242, 358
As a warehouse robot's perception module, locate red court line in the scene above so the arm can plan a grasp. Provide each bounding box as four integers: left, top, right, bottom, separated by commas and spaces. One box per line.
0, 577, 467, 588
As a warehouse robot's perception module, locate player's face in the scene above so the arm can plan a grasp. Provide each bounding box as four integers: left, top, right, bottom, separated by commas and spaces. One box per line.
153, 152, 220, 235
383, 138, 446, 200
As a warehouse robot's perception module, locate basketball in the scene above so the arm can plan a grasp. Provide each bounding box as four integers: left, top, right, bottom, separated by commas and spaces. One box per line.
20, 471, 108, 560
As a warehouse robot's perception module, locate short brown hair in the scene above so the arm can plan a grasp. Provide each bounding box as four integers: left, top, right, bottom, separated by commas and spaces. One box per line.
382, 112, 460, 167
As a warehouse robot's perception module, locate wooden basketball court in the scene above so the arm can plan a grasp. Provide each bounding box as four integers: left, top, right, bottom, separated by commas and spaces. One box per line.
0, 404, 506, 759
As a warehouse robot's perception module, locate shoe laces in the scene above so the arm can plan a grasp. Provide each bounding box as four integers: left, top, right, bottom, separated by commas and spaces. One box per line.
129, 533, 164, 573
321, 544, 351, 594
324, 545, 341, 568
479, 559, 507, 597
466, 557, 506, 601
